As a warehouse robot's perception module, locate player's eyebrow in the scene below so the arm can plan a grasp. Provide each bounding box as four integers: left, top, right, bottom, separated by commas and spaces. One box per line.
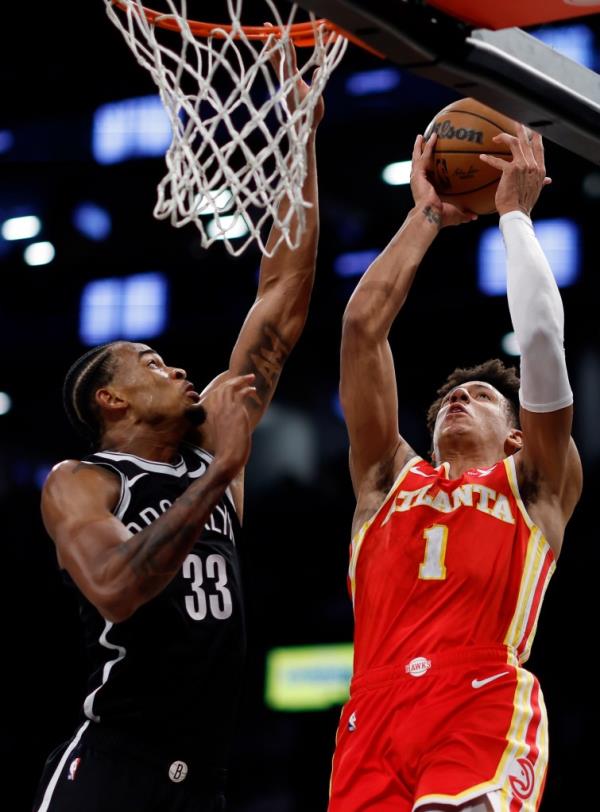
137, 348, 164, 364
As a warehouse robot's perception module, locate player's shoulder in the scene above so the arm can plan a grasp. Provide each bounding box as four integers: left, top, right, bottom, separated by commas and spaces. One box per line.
43, 458, 120, 496
44, 458, 82, 487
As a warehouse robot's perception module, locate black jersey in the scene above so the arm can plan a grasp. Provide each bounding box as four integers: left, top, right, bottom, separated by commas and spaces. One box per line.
67, 444, 245, 767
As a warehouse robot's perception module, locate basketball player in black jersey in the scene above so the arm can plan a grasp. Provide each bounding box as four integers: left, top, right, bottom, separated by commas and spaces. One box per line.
32, 46, 323, 812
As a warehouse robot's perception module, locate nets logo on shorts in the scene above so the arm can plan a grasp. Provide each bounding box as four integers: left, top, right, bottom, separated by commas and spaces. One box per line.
508, 757, 535, 800
405, 657, 431, 677
169, 760, 188, 783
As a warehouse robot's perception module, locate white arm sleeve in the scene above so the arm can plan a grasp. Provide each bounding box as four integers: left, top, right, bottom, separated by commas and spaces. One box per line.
500, 210, 573, 413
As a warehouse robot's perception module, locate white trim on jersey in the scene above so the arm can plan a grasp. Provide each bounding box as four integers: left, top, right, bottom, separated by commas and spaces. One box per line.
36, 720, 90, 812
92, 446, 236, 503
83, 621, 127, 723
185, 443, 235, 505
81, 460, 130, 521
93, 450, 188, 476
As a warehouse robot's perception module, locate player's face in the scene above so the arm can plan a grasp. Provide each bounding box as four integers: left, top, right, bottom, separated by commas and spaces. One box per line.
433, 381, 513, 455
108, 342, 203, 424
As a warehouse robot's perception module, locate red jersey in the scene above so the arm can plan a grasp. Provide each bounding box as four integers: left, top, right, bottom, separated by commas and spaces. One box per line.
348, 454, 555, 674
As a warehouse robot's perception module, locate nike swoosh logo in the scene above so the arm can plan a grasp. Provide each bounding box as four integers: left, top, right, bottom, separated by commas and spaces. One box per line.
127, 472, 149, 487
471, 671, 509, 689
410, 467, 438, 478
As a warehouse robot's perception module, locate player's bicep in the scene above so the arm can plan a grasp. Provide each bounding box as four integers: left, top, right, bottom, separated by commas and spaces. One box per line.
340, 320, 403, 488
42, 462, 130, 605
519, 405, 582, 506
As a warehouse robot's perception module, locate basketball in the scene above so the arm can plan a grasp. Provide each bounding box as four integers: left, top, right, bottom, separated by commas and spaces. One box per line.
423, 98, 520, 215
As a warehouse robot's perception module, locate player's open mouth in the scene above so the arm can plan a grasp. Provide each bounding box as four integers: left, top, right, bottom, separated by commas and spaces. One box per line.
184, 382, 200, 401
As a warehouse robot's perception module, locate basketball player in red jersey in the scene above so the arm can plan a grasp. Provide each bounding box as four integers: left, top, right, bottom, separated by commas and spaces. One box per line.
328, 125, 582, 812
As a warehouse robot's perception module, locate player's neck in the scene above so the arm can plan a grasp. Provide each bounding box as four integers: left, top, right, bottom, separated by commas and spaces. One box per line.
437, 446, 504, 479
100, 424, 184, 464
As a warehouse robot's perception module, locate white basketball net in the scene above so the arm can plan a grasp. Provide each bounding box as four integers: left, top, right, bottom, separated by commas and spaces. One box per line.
103, 1, 348, 256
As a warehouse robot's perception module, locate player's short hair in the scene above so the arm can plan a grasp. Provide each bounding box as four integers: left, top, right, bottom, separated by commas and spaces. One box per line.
426, 358, 521, 437
63, 342, 121, 447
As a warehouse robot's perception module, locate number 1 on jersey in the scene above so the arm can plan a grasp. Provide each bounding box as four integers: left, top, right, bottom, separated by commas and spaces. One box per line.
419, 524, 448, 580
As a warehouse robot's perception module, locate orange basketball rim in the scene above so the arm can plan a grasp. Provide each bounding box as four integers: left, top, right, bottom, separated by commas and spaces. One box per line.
109, 0, 382, 54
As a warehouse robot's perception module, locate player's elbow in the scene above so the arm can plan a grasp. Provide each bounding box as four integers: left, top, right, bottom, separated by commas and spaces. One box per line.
90, 583, 140, 624
519, 321, 564, 358
342, 309, 385, 346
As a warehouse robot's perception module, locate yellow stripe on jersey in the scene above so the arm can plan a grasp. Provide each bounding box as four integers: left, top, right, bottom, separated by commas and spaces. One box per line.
519, 559, 555, 665
531, 687, 550, 811
498, 669, 548, 812
494, 667, 535, 812
502, 457, 556, 663
504, 456, 535, 531
504, 529, 543, 655
348, 454, 419, 606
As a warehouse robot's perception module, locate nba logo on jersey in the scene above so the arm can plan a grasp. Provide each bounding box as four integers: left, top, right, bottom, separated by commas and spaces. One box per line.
348, 711, 357, 732
67, 757, 81, 781
405, 657, 431, 677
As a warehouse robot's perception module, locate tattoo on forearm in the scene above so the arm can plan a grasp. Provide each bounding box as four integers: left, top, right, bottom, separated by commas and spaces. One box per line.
246, 324, 290, 409
423, 205, 442, 227
124, 521, 198, 578
122, 488, 216, 579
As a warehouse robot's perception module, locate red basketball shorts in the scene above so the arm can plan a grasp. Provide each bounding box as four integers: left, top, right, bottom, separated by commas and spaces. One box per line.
328, 645, 548, 812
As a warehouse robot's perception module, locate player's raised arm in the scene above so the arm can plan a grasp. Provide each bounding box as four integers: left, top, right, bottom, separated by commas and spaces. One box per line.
199, 42, 323, 434
340, 134, 477, 496
481, 126, 583, 553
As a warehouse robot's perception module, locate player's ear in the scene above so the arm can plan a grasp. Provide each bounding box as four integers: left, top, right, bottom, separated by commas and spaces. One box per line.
504, 428, 523, 456
96, 387, 127, 413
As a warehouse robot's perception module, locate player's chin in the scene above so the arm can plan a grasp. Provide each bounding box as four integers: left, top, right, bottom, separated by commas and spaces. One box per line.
185, 402, 207, 426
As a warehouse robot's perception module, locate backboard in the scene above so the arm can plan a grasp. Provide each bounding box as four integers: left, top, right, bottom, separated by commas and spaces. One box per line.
297, 0, 600, 164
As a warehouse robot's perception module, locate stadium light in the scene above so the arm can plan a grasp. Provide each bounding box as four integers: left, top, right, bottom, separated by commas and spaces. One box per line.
93, 95, 172, 165
478, 219, 581, 296
2, 215, 41, 241
24, 241, 55, 266
382, 160, 412, 186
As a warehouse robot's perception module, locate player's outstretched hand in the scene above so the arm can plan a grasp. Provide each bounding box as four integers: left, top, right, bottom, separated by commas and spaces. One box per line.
265, 23, 325, 129
204, 374, 255, 477
411, 133, 478, 228
479, 125, 551, 217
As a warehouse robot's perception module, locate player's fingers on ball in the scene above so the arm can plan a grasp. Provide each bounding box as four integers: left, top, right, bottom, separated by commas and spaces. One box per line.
494, 132, 524, 161
531, 132, 545, 170
492, 132, 516, 147
421, 133, 436, 161
543, 176, 552, 186
518, 124, 536, 164
412, 134, 423, 162
479, 153, 504, 170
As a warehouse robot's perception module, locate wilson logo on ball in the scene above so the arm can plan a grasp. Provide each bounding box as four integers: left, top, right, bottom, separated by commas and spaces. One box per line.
430, 120, 484, 143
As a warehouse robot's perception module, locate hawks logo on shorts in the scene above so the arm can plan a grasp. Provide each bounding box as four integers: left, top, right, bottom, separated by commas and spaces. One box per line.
508, 757, 536, 801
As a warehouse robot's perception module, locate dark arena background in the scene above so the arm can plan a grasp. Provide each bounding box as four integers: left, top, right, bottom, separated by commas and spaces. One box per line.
2, 3, 599, 810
